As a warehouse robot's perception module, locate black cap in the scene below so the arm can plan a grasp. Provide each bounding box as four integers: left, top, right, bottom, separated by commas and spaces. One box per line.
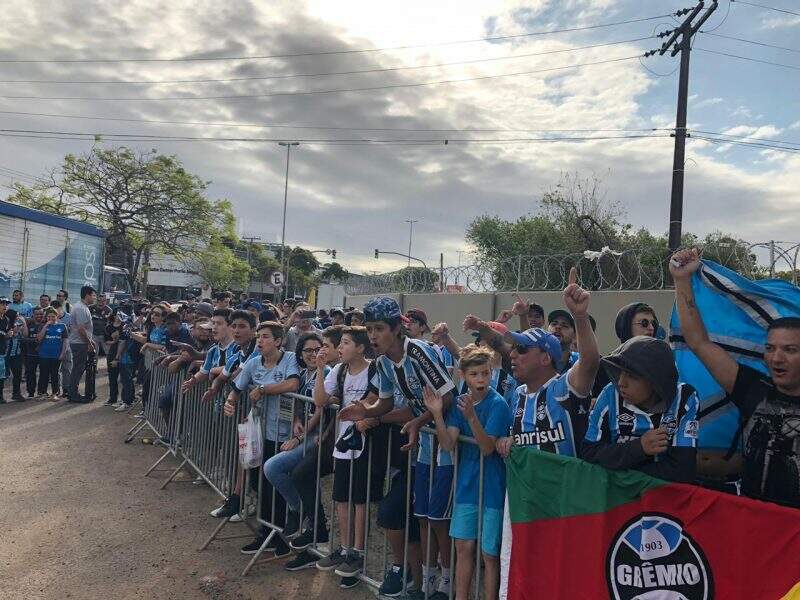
547, 309, 575, 329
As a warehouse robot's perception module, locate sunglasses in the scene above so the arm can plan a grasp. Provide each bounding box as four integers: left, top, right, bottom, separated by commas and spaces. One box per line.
513, 344, 531, 355
633, 318, 657, 329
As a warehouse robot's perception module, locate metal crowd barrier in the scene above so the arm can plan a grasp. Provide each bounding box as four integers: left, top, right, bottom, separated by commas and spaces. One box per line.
124, 360, 495, 599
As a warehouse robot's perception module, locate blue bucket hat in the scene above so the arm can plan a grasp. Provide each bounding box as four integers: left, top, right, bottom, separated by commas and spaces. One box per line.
505, 327, 563, 365
363, 297, 402, 322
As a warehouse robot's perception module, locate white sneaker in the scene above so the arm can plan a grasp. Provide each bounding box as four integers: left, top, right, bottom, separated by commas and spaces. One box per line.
210, 503, 227, 518
115, 403, 130, 412
229, 502, 256, 522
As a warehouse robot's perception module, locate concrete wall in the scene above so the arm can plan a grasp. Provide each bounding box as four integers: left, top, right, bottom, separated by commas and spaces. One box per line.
346, 290, 675, 353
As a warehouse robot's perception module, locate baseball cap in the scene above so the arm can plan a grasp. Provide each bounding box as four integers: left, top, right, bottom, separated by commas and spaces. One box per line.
363, 297, 402, 322
244, 300, 263, 312
405, 308, 430, 330
195, 302, 214, 317
547, 309, 575, 329
0, 297, 9, 304
195, 320, 213, 330
505, 327, 562, 365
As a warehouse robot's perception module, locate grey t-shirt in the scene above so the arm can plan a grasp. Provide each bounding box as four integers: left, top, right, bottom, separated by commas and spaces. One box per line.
67, 300, 93, 345
282, 325, 322, 352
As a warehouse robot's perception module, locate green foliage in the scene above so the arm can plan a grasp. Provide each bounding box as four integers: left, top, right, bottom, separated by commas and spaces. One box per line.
287, 247, 320, 276
195, 237, 252, 291
8, 147, 235, 292
466, 172, 757, 288
319, 262, 349, 282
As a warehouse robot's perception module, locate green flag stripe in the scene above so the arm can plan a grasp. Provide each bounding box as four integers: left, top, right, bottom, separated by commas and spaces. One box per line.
507, 447, 667, 523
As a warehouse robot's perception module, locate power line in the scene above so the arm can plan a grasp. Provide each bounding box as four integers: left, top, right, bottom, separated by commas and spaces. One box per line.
730, 0, 800, 17
0, 109, 665, 134
699, 31, 800, 53
0, 36, 653, 85
0, 54, 644, 101
693, 134, 800, 153
0, 127, 670, 145
0, 14, 676, 64
694, 47, 800, 69
693, 129, 800, 147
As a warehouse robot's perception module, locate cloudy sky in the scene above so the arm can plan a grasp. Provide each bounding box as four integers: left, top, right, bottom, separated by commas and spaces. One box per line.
0, 0, 798, 273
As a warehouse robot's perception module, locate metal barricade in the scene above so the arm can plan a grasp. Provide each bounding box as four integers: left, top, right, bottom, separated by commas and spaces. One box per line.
122, 366, 497, 599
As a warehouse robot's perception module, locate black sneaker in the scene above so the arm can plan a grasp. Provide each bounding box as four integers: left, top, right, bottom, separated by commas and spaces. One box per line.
12, 395, 24, 402
316, 545, 347, 571
283, 510, 301, 538
285, 550, 317, 571
334, 551, 363, 578
273, 536, 291, 557
379, 564, 410, 597
339, 576, 360, 589
104, 398, 116, 406
240, 537, 267, 554
210, 494, 240, 519
290, 527, 329, 550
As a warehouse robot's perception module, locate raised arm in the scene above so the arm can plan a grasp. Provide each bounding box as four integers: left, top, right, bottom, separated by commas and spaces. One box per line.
564, 268, 600, 397
670, 249, 739, 394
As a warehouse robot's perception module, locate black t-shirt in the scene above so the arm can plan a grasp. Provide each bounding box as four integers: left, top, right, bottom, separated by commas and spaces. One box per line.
0, 314, 11, 355
24, 318, 42, 356
90, 305, 112, 337
731, 364, 800, 507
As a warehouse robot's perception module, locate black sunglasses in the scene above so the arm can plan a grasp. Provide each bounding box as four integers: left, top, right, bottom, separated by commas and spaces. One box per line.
513, 344, 531, 355
633, 318, 657, 329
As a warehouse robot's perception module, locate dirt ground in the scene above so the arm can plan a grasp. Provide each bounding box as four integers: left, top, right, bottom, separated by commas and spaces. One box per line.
0, 364, 376, 600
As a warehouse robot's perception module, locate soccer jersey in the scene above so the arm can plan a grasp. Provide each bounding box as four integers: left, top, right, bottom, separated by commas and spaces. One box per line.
459, 367, 518, 406
199, 340, 237, 375
509, 369, 591, 457
446, 389, 511, 509
222, 338, 257, 377
38, 323, 67, 359
233, 350, 300, 442
585, 382, 700, 456
376, 336, 456, 465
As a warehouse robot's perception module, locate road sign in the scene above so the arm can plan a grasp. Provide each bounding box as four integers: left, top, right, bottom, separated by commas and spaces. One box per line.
270, 271, 284, 287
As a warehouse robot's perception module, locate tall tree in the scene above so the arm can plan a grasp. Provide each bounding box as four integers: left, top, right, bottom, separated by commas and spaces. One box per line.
319, 262, 350, 282
8, 146, 236, 292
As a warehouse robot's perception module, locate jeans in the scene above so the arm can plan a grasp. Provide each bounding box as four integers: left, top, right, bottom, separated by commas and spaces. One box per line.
38, 358, 61, 395
4, 354, 23, 398
120, 363, 135, 405
60, 346, 72, 395
264, 441, 309, 512
68, 343, 89, 400
107, 360, 120, 404
24, 355, 39, 397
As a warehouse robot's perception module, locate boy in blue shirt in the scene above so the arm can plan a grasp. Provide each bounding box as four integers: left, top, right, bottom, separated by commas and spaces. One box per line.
425, 345, 511, 600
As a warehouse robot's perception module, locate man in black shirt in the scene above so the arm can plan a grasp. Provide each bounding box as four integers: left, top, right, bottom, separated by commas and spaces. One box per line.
672, 248, 800, 507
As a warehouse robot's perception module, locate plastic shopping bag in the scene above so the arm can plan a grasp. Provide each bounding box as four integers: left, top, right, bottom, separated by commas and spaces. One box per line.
238, 411, 263, 469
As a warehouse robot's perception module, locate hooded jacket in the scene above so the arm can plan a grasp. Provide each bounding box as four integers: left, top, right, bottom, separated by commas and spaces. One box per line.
581, 336, 697, 483
614, 302, 657, 343
601, 336, 678, 407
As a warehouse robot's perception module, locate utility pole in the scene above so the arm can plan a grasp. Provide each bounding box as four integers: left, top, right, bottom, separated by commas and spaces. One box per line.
278, 141, 299, 301
405, 219, 419, 267
647, 1, 718, 252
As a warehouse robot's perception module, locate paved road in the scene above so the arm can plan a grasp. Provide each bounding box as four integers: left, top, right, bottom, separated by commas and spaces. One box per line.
0, 374, 374, 600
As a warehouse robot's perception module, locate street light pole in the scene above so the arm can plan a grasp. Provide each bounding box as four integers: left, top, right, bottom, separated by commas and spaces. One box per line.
278, 141, 299, 301
405, 219, 419, 267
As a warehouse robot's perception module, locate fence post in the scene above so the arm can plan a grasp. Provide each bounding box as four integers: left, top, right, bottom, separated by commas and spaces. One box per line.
440, 252, 444, 293
515, 256, 522, 292
769, 240, 775, 279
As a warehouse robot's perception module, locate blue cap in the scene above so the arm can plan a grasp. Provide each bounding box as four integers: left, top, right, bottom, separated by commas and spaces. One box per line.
244, 300, 263, 312
506, 327, 563, 365
363, 297, 402, 322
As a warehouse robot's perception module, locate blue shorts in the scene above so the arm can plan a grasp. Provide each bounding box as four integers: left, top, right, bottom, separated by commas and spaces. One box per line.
449, 503, 503, 556
413, 463, 453, 520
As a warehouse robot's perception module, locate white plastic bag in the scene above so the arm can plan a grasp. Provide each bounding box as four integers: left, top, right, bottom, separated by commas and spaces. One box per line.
238, 411, 263, 469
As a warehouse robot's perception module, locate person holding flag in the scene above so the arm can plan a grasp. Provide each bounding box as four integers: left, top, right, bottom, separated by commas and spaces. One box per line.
671, 248, 800, 507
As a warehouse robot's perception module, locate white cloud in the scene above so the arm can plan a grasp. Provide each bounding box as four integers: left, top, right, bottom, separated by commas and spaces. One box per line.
693, 96, 723, 109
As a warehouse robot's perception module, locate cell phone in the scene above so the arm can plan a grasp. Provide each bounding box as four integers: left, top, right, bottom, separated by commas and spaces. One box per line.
300, 310, 316, 320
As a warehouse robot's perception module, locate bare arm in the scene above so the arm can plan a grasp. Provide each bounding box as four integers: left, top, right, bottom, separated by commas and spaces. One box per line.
563, 268, 600, 397
671, 249, 738, 394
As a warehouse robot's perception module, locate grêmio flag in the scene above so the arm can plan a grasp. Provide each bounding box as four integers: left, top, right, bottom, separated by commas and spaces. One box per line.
505, 448, 800, 600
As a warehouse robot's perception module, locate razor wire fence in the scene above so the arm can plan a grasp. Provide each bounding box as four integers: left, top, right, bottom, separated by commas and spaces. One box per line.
344, 241, 800, 295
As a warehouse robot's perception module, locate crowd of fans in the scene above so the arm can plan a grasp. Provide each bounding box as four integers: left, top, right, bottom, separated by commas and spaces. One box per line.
3, 248, 798, 600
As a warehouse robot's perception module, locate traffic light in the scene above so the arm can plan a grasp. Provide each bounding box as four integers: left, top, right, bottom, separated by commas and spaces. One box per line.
331, 249, 336, 259
374, 249, 379, 259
